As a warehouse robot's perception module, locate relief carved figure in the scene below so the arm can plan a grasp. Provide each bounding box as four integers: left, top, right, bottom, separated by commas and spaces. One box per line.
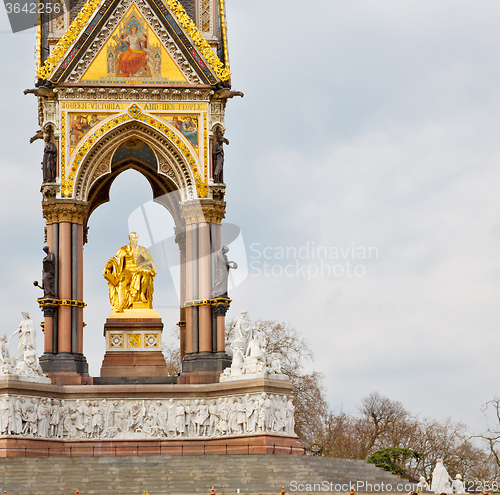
0, 393, 296, 440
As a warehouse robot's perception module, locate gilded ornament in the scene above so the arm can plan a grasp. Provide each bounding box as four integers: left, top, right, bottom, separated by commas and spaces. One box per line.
127, 334, 141, 348
37, 0, 230, 83
219, 0, 230, 71
127, 104, 142, 119
66, 110, 207, 198
36, 0, 101, 80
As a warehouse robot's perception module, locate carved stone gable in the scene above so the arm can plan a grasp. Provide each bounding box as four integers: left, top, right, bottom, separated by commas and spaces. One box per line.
44, 0, 223, 85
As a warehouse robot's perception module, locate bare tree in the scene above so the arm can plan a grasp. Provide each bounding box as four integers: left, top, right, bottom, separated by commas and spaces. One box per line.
226, 318, 330, 451
357, 392, 409, 457
161, 326, 181, 376
473, 398, 500, 483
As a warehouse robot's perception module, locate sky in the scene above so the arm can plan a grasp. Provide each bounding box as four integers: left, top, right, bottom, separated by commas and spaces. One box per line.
1, 0, 500, 436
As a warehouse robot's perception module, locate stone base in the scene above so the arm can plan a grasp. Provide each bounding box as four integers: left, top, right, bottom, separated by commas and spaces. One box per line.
220, 372, 290, 383
178, 351, 231, 384
101, 316, 170, 379
0, 377, 298, 457
93, 376, 177, 385
0, 434, 303, 457
0, 374, 52, 385
39, 353, 92, 385
100, 351, 172, 379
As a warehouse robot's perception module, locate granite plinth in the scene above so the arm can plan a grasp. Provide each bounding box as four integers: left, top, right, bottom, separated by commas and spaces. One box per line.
39, 353, 91, 385
220, 372, 290, 383
0, 377, 300, 456
0, 374, 51, 385
178, 351, 231, 384
0, 434, 303, 457
100, 315, 170, 380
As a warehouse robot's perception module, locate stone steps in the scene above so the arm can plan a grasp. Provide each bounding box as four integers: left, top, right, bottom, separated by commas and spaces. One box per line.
0, 455, 411, 495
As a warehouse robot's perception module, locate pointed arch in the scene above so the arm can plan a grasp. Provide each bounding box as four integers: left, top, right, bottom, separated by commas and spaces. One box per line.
72, 112, 201, 226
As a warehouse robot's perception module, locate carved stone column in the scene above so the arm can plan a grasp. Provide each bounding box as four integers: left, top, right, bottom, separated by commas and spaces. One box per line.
40, 200, 91, 385
178, 200, 231, 383
175, 228, 187, 361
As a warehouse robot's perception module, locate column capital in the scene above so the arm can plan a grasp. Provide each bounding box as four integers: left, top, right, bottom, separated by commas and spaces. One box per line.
42, 200, 89, 225
181, 200, 226, 225
212, 303, 230, 317
175, 227, 187, 251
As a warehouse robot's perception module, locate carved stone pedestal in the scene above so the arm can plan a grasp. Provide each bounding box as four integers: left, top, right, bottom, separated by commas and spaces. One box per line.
0, 377, 302, 457
178, 351, 232, 384
40, 353, 92, 385
99, 310, 171, 382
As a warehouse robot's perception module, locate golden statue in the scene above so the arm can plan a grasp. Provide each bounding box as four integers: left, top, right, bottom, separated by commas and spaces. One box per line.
103, 232, 157, 312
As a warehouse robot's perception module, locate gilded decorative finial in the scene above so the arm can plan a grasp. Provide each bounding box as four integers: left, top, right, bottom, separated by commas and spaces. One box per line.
76, 490, 79, 495
209, 488, 216, 495
280, 487, 286, 495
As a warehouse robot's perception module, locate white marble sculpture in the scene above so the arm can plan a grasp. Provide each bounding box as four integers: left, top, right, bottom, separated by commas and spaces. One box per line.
0, 313, 50, 383
431, 459, 453, 494
417, 476, 430, 493
0, 392, 296, 440
221, 312, 288, 382
452, 475, 467, 494
0, 335, 16, 375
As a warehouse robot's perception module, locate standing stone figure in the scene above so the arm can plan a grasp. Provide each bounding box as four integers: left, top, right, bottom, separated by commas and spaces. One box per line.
103, 232, 157, 312
34, 246, 56, 298
232, 309, 251, 353
212, 137, 225, 184
417, 477, 430, 493
431, 459, 453, 494
210, 246, 237, 299
452, 475, 467, 494
175, 401, 185, 436
9, 312, 37, 363
42, 135, 57, 183
0, 335, 15, 375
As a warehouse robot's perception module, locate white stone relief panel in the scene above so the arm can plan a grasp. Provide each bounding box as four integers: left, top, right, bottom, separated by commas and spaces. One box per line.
0, 393, 295, 440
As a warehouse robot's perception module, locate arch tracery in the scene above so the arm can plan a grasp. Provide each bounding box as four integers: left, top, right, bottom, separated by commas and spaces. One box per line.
73, 113, 200, 206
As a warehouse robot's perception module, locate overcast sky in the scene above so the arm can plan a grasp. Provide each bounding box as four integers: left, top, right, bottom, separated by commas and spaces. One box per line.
2, 0, 500, 435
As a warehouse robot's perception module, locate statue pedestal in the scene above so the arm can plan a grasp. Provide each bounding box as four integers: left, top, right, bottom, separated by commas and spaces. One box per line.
99, 310, 171, 382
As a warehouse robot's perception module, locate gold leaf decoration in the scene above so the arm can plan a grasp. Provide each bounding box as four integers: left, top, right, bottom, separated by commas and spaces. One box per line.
37, 0, 231, 82
36, 0, 101, 80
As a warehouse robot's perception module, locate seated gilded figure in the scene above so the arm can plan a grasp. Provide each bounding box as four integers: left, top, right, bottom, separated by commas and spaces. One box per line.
103, 232, 157, 312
